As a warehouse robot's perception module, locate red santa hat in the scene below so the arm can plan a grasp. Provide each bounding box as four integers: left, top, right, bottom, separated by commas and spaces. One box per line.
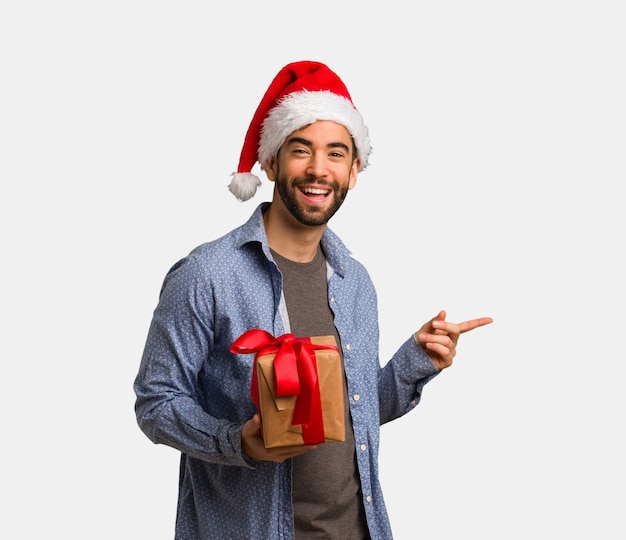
228, 60, 372, 201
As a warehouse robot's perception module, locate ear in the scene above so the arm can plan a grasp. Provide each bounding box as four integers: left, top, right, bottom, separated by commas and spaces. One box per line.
348, 158, 360, 190
265, 157, 278, 182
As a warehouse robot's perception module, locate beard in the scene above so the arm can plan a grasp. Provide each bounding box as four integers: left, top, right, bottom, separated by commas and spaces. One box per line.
275, 175, 349, 226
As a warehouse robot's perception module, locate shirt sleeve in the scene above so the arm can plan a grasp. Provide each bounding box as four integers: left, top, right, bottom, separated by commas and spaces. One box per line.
377, 335, 441, 425
133, 255, 253, 468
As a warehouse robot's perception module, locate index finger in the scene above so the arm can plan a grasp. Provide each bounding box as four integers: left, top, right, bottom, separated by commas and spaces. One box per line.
458, 317, 493, 334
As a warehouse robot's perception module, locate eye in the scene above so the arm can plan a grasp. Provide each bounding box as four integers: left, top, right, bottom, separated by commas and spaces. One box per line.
328, 149, 349, 161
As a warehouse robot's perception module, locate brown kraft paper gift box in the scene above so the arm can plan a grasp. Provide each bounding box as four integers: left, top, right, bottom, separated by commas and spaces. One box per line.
255, 335, 345, 448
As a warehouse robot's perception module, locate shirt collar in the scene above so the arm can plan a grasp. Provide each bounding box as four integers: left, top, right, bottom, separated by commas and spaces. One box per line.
236, 202, 352, 278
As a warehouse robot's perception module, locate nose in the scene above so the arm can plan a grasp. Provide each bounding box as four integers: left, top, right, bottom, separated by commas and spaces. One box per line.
305, 152, 328, 178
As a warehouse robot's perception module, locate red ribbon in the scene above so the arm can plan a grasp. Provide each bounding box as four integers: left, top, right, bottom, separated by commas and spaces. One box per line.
230, 329, 338, 444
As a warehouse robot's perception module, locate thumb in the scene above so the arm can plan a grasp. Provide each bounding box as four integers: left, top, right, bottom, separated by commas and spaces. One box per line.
432, 310, 447, 335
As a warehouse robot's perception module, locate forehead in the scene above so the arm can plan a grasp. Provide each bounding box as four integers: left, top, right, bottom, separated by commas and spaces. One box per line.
287, 120, 352, 144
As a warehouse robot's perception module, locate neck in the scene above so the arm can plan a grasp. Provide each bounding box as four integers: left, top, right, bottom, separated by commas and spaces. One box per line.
263, 202, 326, 263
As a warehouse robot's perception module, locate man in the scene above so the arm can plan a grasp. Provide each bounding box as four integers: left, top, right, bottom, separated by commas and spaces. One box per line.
134, 60, 492, 539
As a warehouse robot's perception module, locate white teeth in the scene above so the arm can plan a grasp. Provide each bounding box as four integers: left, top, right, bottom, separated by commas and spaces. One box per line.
302, 188, 328, 195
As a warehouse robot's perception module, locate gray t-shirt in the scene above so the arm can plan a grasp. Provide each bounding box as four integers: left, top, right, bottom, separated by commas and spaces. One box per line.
271, 247, 370, 540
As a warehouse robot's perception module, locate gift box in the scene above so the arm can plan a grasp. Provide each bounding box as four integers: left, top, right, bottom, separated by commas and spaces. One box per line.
230, 330, 345, 448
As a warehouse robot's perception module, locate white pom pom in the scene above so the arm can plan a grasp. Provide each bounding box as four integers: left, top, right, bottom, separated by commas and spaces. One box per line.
228, 172, 262, 201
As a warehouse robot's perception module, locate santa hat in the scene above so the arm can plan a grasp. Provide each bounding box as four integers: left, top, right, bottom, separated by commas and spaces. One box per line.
228, 60, 372, 201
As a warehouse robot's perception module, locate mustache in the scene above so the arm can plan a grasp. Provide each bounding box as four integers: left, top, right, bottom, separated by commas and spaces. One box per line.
292, 177, 338, 189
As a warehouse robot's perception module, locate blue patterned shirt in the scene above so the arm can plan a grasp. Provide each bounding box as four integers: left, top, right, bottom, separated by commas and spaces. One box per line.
134, 203, 440, 539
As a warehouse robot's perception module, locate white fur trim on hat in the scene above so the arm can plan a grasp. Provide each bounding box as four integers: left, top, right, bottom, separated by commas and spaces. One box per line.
258, 90, 371, 171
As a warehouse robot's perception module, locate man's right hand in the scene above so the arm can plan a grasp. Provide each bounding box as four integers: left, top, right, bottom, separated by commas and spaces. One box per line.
241, 413, 318, 462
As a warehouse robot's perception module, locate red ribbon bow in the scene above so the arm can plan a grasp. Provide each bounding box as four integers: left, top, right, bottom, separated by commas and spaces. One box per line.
230, 329, 338, 444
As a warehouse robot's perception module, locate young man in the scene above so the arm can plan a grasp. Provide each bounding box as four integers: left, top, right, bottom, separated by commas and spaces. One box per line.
134, 61, 492, 539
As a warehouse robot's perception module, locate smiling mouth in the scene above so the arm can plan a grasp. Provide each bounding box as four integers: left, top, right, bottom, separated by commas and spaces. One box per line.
300, 186, 331, 197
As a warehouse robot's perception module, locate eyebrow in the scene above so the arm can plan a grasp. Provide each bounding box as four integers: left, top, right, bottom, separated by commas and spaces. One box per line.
286, 137, 350, 153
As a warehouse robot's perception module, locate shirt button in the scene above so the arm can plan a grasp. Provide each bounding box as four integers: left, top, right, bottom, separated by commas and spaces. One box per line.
365, 496, 372, 503
353, 394, 360, 401
330, 297, 335, 303
410, 400, 416, 406
345, 344, 351, 351
360, 444, 367, 451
